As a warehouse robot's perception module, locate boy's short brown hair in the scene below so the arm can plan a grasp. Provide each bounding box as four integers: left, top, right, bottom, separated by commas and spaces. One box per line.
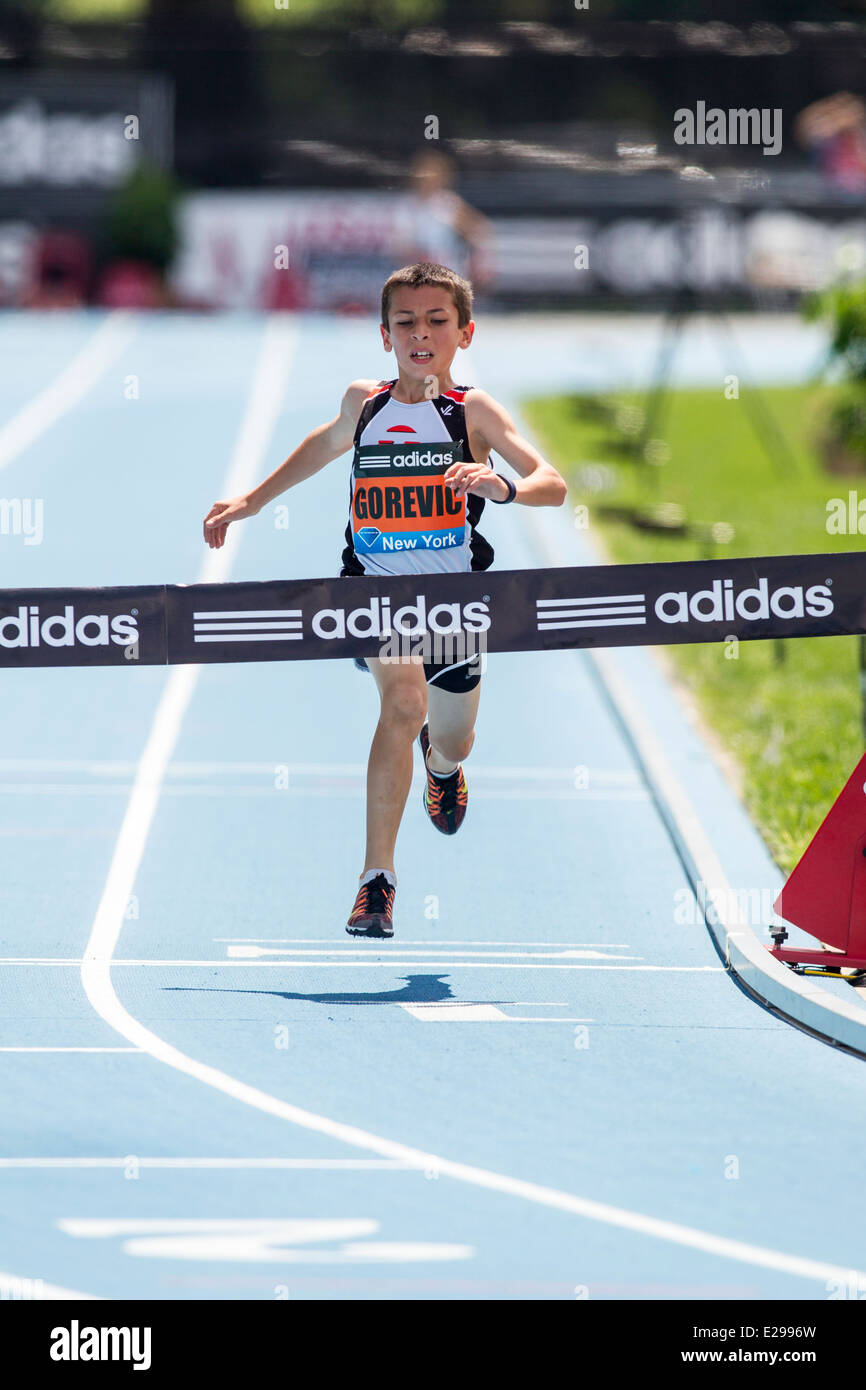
381, 262, 473, 329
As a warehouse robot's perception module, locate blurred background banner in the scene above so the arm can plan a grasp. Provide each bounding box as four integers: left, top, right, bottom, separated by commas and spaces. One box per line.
0, 71, 173, 209
2, 8, 865, 311
0, 69, 173, 307
172, 191, 429, 314
169, 193, 866, 310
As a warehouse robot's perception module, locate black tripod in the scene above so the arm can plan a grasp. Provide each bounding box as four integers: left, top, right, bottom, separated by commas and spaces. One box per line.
636, 283, 798, 485
633, 208, 800, 668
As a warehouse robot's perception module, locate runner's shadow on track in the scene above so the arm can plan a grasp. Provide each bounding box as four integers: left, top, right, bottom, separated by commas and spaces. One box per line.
164, 974, 454, 1006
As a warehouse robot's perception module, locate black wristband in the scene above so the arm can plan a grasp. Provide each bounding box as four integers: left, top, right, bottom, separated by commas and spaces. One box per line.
489, 473, 517, 504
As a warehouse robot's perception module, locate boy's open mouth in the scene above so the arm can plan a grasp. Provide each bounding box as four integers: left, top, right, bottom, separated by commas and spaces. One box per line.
409, 350, 434, 362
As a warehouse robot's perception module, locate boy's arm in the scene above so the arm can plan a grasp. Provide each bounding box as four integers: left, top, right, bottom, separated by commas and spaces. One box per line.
455, 389, 568, 508
203, 379, 380, 549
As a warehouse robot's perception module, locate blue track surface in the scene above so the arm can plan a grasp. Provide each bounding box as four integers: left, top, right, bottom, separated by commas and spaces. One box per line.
3, 310, 866, 1302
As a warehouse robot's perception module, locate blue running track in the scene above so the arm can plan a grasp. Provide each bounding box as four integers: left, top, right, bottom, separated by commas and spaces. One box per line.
2, 309, 866, 1302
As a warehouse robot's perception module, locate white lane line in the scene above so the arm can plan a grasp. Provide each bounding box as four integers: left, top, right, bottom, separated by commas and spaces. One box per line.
398, 1004, 593, 1022
215, 940, 632, 948
0, 312, 137, 471
0, 1158, 408, 1170
0, 785, 648, 803
0, 1046, 142, 1053
226, 946, 639, 961
25, 958, 724, 971
74, 317, 861, 1289
0, 1271, 100, 1300
196, 963, 719, 972
74, 970, 865, 1285
0, 759, 640, 782
400, 1004, 509, 1021
79, 311, 298, 995
56, 1216, 474, 1265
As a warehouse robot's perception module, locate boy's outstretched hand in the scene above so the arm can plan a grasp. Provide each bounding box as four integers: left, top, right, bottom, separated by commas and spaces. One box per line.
203, 495, 259, 549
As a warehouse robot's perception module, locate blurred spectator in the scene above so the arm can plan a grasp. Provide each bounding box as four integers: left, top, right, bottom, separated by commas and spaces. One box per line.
795, 93, 866, 196
0, 223, 37, 307
396, 149, 494, 286
257, 259, 309, 311
96, 260, 167, 309
19, 231, 91, 309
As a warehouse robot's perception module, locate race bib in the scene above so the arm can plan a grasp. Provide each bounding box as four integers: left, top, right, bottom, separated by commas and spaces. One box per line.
350, 441, 466, 556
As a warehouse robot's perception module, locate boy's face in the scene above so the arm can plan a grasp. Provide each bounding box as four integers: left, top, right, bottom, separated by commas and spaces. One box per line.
381, 285, 474, 381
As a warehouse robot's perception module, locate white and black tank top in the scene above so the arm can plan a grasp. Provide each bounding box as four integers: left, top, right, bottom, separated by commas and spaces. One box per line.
339, 381, 495, 577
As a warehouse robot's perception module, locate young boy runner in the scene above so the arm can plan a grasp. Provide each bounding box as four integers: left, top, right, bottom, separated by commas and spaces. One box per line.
203, 262, 567, 938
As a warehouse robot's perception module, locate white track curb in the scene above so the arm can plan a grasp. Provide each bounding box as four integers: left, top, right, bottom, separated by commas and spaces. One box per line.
515, 410, 866, 1059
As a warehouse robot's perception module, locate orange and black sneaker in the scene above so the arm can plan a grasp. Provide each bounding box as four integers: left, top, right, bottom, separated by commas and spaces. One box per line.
418, 722, 468, 836
346, 873, 395, 938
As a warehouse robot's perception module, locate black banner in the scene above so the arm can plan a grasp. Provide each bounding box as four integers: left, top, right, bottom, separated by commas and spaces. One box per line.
1, 553, 864, 669
0, 585, 165, 668
6, 1295, 858, 1373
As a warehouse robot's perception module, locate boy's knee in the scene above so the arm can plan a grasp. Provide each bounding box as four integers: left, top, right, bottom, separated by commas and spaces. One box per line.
381, 682, 427, 732
434, 728, 475, 762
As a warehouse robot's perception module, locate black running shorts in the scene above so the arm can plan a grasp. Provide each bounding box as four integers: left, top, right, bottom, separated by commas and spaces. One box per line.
339, 568, 483, 693
353, 655, 482, 693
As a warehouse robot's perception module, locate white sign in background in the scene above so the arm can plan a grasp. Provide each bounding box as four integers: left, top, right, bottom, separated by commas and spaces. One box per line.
170, 191, 866, 308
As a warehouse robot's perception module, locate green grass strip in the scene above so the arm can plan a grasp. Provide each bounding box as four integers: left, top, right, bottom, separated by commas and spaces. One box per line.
523, 383, 865, 873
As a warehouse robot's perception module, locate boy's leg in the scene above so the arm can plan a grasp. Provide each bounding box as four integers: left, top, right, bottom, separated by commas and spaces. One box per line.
363, 654, 428, 875
424, 675, 482, 774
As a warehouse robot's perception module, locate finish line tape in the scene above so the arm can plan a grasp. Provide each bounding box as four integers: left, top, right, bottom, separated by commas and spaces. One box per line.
1, 552, 862, 669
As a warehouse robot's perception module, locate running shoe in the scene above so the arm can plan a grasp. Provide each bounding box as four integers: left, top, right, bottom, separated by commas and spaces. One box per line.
346, 873, 395, 937
418, 721, 468, 835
